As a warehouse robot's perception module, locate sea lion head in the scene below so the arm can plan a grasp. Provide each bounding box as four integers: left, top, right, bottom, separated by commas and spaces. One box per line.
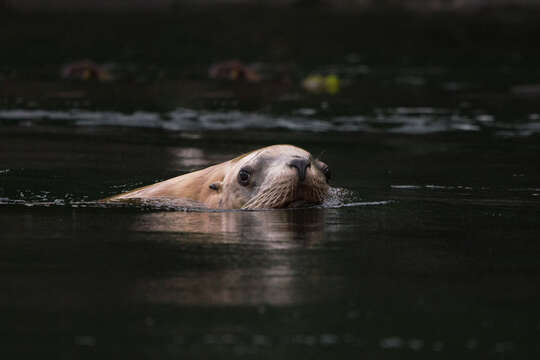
105, 144, 331, 210
213, 145, 330, 209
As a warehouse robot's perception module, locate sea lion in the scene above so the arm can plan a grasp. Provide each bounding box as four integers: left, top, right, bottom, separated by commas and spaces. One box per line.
106, 145, 330, 209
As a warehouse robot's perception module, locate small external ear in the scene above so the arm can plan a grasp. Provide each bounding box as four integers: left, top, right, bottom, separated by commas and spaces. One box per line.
209, 182, 222, 191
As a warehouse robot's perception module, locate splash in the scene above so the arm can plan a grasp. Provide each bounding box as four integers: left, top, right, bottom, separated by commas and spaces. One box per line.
322, 187, 392, 208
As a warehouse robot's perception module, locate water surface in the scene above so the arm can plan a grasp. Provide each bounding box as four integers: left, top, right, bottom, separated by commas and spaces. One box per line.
1, 119, 540, 358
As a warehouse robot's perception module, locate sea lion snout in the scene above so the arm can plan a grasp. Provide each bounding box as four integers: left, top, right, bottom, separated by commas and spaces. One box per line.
288, 157, 311, 182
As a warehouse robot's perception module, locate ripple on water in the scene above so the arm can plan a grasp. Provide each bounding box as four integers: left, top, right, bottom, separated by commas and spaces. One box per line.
2, 108, 540, 136
0, 187, 389, 211
156, 332, 517, 354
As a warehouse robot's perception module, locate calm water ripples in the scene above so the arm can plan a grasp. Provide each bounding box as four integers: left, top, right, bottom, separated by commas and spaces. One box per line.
1, 119, 539, 359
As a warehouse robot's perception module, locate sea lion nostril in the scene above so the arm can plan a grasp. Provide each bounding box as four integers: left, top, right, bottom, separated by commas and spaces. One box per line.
288, 158, 311, 182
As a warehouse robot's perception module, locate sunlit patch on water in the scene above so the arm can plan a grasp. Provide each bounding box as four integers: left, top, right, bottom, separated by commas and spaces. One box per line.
2, 107, 540, 136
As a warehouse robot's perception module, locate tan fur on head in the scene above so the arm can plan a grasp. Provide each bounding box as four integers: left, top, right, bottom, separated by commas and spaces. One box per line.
105, 145, 330, 209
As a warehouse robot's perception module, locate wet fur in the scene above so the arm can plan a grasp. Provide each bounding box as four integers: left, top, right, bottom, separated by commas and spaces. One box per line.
105, 145, 329, 209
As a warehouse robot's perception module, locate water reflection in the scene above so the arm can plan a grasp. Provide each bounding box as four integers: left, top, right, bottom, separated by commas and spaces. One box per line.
132, 209, 328, 305
168, 147, 239, 170
169, 147, 208, 168
134, 210, 326, 246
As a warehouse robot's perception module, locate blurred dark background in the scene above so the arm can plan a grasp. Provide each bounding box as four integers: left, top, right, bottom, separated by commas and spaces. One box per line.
1, 0, 540, 115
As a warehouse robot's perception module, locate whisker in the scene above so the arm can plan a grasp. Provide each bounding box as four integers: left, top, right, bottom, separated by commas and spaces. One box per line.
316, 149, 326, 161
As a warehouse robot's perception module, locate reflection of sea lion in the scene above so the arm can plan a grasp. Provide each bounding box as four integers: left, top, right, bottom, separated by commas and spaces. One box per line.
106, 145, 331, 209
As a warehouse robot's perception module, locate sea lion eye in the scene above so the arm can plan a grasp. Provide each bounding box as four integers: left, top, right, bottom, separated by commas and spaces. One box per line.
322, 165, 331, 182
238, 168, 251, 186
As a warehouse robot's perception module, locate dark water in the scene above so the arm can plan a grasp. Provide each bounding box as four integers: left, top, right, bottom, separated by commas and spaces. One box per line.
1, 120, 540, 358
